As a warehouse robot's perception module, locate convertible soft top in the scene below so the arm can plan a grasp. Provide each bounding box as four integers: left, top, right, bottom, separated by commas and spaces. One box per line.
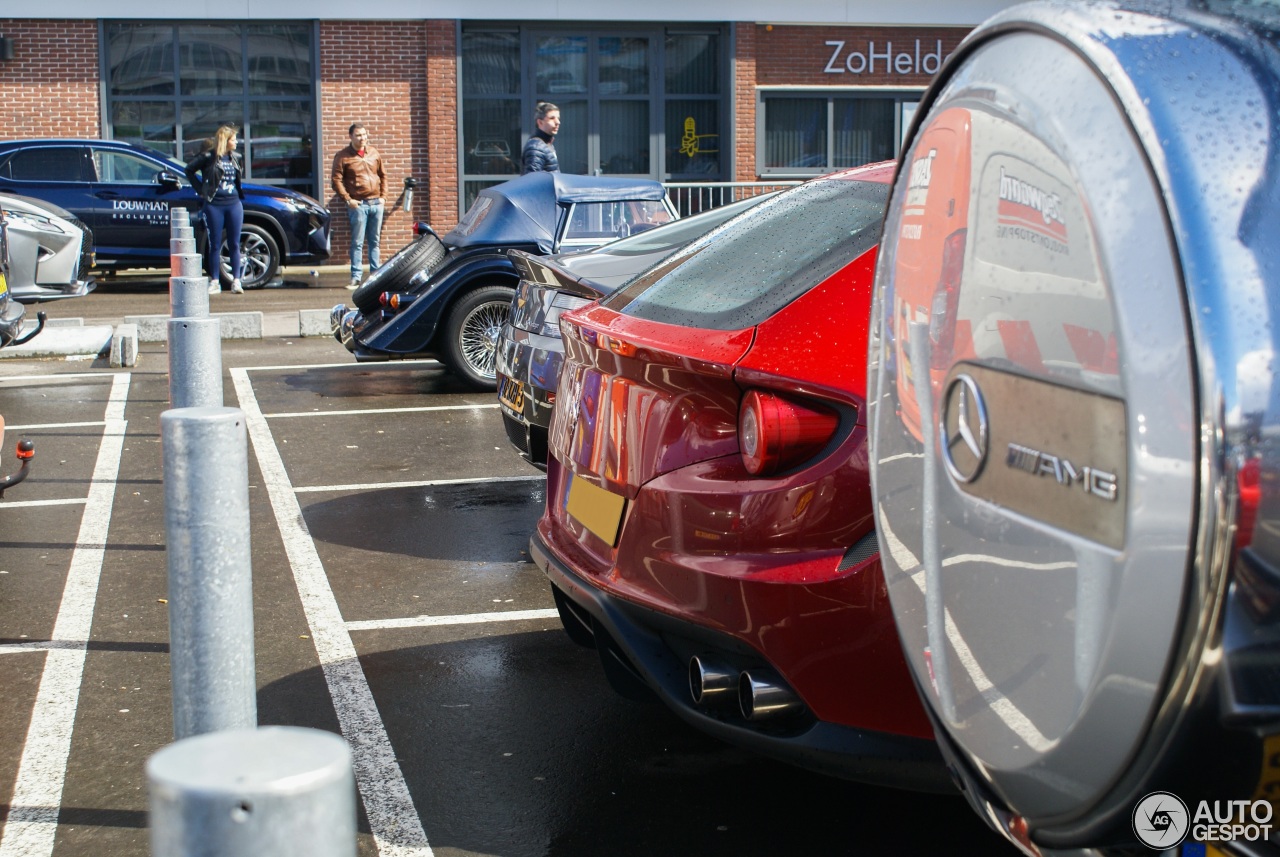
443, 172, 668, 254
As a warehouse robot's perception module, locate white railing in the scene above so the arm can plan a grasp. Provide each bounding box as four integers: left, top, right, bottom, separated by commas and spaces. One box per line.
663, 181, 801, 217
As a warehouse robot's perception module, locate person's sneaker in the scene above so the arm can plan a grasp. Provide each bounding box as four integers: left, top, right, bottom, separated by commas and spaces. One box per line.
230, 279, 244, 294
346, 279, 361, 290
208, 281, 221, 295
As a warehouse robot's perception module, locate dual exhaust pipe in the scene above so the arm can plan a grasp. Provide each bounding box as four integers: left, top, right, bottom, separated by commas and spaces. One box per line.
689, 655, 804, 722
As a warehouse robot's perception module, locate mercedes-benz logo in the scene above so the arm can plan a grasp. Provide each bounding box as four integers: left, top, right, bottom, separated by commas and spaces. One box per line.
941, 374, 989, 483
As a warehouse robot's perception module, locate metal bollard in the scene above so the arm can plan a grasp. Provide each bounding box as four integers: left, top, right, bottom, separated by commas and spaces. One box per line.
172, 253, 204, 279
168, 318, 223, 410
170, 277, 210, 319
172, 225, 195, 242
148, 727, 355, 857
171, 236, 197, 257
161, 407, 256, 739
170, 207, 191, 226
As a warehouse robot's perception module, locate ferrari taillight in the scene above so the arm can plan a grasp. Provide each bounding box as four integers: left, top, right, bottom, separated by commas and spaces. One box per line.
739, 390, 839, 476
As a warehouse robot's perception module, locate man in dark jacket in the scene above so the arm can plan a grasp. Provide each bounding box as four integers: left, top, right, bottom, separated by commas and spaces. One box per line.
331, 122, 388, 288
521, 102, 560, 175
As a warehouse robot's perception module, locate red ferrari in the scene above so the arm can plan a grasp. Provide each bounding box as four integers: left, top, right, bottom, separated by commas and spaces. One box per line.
531, 162, 946, 789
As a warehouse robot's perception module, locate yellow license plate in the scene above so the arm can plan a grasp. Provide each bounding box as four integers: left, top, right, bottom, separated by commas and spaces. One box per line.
498, 374, 525, 412
566, 473, 626, 546
0, 274, 7, 297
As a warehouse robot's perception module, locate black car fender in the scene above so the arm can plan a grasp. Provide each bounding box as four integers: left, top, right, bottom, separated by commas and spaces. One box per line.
240, 208, 290, 255
357, 250, 519, 356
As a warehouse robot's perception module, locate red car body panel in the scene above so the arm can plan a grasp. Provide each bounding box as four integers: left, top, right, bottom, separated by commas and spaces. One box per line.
535, 162, 937, 781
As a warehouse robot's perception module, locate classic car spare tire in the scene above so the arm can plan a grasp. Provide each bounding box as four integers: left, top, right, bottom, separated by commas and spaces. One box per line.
220, 224, 279, 289
352, 233, 446, 314
441, 284, 515, 391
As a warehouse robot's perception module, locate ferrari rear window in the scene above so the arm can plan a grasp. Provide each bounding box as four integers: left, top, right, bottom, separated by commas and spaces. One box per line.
600, 178, 887, 330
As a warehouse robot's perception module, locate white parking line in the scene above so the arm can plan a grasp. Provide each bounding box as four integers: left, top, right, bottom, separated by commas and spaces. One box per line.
347, 609, 559, 633
231, 368, 434, 857
296, 474, 542, 494
242, 359, 439, 373
267, 403, 499, 419
6, 421, 108, 432
0, 373, 130, 857
0, 641, 82, 656
0, 498, 88, 509
0, 372, 122, 385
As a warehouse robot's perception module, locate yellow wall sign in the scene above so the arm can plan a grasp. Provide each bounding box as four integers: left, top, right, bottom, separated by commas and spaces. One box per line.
679, 117, 718, 158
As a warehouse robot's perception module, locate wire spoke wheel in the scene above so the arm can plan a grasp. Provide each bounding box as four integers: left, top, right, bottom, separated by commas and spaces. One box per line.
458, 299, 508, 379
443, 284, 515, 390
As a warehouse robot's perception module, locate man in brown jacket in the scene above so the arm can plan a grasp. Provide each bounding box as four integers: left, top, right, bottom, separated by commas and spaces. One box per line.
331, 123, 388, 288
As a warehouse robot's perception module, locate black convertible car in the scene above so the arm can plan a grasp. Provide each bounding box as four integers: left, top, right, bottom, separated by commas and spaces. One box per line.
331, 172, 676, 389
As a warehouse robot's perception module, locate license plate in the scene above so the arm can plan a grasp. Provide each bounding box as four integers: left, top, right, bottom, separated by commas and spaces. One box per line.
566, 473, 626, 546
0, 274, 7, 297
498, 374, 525, 412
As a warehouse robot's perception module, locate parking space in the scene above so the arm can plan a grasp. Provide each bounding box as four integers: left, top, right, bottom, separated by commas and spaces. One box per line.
0, 341, 1015, 856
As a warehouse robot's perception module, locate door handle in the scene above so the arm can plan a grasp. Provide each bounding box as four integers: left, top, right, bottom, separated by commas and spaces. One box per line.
94, 191, 120, 200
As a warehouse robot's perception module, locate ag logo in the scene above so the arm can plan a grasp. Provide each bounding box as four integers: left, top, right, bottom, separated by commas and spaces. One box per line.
1132, 791, 1189, 849
941, 374, 988, 484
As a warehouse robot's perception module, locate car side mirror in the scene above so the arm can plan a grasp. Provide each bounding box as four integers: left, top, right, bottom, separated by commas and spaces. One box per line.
156, 170, 181, 189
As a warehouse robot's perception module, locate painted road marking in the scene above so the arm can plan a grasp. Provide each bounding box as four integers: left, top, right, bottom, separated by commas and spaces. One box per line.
0, 498, 89, 509
5, 421, 107, 432
0, 373, 130, 857
231, 368, 434, 857
295, 474, 542, 494
241, 358, 439, 373
267, 404, 499, 419
347, 609, 559, 633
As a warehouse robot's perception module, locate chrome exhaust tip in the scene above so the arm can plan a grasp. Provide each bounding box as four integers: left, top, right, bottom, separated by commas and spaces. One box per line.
689, 655, 736, 707
738, 669, 804, 721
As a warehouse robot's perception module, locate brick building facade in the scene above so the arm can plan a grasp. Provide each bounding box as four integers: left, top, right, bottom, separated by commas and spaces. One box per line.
0, 17, 969, 259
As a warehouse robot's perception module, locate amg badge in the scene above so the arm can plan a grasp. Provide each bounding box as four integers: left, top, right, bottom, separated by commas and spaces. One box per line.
1006, 442, 1118, 501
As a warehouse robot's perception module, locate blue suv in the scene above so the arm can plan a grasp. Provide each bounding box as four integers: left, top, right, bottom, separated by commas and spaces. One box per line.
0, 139, 331, 288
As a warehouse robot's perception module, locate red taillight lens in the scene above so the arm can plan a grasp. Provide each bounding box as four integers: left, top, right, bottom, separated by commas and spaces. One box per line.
739, 390, 840, 476
15, 439, 33, 460
929, 228, 967, 370
1237, 456, 1262, 551
380, 293, 416, 311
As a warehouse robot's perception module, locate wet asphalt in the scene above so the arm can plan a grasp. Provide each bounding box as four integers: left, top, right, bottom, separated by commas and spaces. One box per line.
0, 274, 1019, 856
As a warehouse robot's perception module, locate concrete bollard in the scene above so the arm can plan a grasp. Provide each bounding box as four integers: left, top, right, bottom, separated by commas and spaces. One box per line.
148, 727, 355, 857
160, 407, 256, 740
170, 277, 210, 319
170, 207, 191, 226
168, 318, 223, 410
172, 225, 194, 242
172, 253, 205, 279
171, 236, 197, 257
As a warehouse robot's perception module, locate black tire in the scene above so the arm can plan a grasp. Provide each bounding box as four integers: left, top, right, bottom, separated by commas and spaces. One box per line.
441, 284, 515, 390
352, 233, 446, 314
219, 224, 279, 289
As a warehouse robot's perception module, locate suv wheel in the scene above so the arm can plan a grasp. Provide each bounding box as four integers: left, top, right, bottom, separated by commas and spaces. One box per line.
220, 224, 279, 289
441, 284, 514, 390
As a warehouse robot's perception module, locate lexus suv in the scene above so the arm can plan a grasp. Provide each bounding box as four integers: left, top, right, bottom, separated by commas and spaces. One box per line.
0, 139, 330, 288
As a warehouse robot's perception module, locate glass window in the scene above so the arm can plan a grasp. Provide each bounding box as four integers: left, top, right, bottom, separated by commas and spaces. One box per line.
463, 100, 522, 176
833, 98, 896, 167
564, 200, 672, 244
463, 180, 504, 213
180, 101, 241, 161
111, 102, 177, 158
665, 34, 718, 94
764, 98, 827, 171
92, 149, 173, 184
603, 179, 888, 330
536, 36, 587, 94
762, 92, 919, 176
552, 100, 588, 175
599, 37, 648, 95
106, 24, 175, 96
666, 99, 720, 177
463, 32, 520, 95
179, 25, 243, 96
247, 25, 310, 96
2, 147, 89, 182
600, 101, 649, 174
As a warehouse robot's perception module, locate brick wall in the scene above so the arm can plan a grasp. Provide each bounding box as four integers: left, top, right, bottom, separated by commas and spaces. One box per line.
425, 21, 459, 236
319, 20, 435, 267
755, 24, 969, 87
0, 19, 101, 140
732, 23, 757, 183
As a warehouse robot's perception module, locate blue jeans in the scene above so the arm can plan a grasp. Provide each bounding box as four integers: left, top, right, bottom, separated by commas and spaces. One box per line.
347, 199, 384, 281
203, 199, 244, 281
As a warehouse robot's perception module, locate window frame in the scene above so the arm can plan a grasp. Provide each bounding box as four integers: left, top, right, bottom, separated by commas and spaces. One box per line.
755, 86, 924, 178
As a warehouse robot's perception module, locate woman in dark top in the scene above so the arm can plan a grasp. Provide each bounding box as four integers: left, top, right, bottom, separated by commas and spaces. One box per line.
184, 124, 246, 294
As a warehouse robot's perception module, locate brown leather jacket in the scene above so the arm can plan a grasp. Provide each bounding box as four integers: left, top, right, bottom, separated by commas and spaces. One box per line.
330, 144, 386, 202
